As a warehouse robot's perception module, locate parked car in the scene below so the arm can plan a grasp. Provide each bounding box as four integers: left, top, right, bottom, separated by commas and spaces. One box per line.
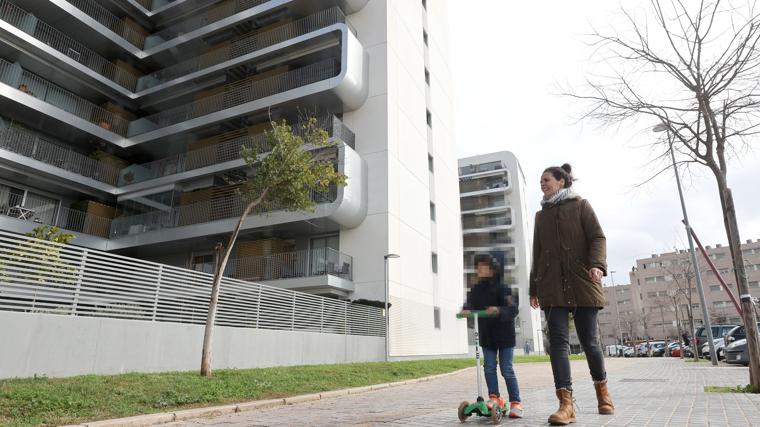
724, 322, 760, 347
650, 341, 668, 357
701, 338, 725, 360
623, 346, 635, 357
670, 345, 682, 357
683, 346, 695, 358
637, 342, 650, 357
694, 324, 738, 350
724, 338, 750, 366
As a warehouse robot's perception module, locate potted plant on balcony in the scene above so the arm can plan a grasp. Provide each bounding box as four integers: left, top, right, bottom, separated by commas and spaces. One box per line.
200, 115, 348, 377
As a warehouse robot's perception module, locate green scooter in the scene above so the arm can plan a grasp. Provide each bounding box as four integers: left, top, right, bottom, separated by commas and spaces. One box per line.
456, 310, 505, 425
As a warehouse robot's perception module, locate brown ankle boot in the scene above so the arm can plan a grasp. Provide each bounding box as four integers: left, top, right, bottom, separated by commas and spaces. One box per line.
548, 388, 576, 425
594, 379, 614, 415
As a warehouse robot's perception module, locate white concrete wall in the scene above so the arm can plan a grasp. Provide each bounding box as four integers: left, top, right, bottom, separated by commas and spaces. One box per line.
0, 311, 384, 379
343, 0, 467, 357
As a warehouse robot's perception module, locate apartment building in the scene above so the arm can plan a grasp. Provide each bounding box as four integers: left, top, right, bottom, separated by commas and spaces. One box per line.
0, 0, 466, 357
598, 239, 760, 342
458, 151, 543, 353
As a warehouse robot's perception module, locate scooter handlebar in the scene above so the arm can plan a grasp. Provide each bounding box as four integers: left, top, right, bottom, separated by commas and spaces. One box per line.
456, 310, 498, 319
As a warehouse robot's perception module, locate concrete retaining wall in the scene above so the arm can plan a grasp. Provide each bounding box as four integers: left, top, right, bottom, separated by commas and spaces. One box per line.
0, 311, 384, 379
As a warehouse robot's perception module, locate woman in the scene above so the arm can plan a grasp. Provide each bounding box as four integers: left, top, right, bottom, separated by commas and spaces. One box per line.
529, 164, 613, 425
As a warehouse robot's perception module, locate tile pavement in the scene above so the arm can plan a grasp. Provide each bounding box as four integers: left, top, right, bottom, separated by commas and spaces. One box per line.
159, 358, 760, 426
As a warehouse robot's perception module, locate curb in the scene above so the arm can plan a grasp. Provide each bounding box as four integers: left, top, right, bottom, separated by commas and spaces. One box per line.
62, 367, 471, 427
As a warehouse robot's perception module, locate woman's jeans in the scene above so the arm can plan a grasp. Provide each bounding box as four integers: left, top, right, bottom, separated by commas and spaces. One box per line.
482, 346, 521, 402
544, 307, 607, 390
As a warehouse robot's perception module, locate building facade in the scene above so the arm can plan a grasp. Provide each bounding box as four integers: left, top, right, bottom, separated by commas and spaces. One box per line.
458, 151, 543, 353
598, 239, 760, 343
0, 0, 466, 357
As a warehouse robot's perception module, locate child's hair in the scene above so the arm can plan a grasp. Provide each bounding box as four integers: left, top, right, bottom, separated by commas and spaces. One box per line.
473, 253, 502, 280
543, 163, 574, 188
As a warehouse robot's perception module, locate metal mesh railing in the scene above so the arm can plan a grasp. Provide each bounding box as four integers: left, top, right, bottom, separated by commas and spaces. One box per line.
0, 192, 113, 238
0, 59, 130, 136
64, 0, 147, 49
131, 58, 339, 135
194, 247, 353, 281
143, 7, 345, 89
0, 123, 120, 186
0, 0, 139, 91
0, 230, 382, 335
152, 0, 269, 41
122, 115, 354, 185
110, 186, 337, 238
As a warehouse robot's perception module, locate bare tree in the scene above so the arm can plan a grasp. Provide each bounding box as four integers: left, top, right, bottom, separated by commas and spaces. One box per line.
569, 0, 760, 388
664, 258, 702, 361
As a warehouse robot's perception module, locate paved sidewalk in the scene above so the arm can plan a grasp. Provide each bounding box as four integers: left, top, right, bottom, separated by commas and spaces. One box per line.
160, 358, 760, 426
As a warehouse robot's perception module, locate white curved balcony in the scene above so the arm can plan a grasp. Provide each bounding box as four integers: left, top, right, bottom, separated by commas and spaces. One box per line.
106, 143, 367, 250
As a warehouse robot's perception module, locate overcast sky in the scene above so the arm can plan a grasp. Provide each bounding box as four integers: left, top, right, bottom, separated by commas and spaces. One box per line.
448, 0, 760, 286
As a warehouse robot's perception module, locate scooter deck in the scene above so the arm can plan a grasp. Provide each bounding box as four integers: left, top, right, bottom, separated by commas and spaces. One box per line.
463, 400, 505, 417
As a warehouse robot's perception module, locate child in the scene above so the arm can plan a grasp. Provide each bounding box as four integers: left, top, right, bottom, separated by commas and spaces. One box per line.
462, 253, 523, 418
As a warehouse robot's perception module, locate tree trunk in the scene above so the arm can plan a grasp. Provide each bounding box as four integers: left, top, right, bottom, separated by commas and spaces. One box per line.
674, 301, 684, 359
200, 242, 224, 376
722, 188, 760, 391
687, 305, 698, 362
200, 190, 268, 377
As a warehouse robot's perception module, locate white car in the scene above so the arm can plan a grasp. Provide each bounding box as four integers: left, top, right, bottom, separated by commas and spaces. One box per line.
700, 338, 725, 360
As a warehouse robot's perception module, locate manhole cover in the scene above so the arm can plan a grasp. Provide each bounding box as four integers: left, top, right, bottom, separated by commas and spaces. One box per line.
619, 378, 668, 383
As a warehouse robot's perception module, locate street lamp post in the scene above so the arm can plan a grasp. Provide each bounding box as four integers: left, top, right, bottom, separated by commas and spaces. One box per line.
610, 271, 625, 354
653, 123, 718, 365
384, 253, 400, 362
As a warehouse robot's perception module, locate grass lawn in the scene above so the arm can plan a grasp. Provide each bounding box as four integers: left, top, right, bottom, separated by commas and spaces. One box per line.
0, 355, 580, 427
704, 384, 759, 393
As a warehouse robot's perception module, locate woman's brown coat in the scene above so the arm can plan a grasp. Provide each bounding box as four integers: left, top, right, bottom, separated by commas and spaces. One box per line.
529, 196, 607, 308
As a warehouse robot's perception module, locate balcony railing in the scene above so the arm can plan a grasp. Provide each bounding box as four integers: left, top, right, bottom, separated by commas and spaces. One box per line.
141, 7, 346, 90
0, 123, 120, 186
462, 214, 512, 230
0, 191, 113, 238
463, 234, 513, 248
147, 0, 270, 47
459, 161, 506, 176
459, 176, 509, 194
110, 187, 337, 238
194, 247, 353, 282
64, 0, 147, 49
120, 115, 354, 186
0, 59, 130, 137
0, 0, 139, 91
460, 196, 507, 212
129, 58, 338, 136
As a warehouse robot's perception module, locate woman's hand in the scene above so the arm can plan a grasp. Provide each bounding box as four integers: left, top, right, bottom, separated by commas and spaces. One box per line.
485, 306, 500, 315
589, 267, 604, 283
530, 296, 540, 309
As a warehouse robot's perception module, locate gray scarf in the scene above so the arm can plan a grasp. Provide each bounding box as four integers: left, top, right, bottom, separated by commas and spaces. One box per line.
541, 188, 580, 206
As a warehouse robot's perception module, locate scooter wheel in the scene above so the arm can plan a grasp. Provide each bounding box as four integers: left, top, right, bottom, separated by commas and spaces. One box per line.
490, 406, 503, 425
458, 401, 470, 422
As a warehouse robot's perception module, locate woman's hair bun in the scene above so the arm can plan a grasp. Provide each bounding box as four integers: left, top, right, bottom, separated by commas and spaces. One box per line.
561, 163, 572, 174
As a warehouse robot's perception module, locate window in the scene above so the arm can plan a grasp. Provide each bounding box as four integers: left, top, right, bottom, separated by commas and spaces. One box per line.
433, 306, 440, 329
423, 30, 428, 46
428, 154, 434, 172
431, 252, 438, 273
709, 285, 721, 292
424, 68, 430, 85
191, 254, 214, 273
426, 109, 432, 127
713, 301, 731, 308
429, 202, 436, 221
749, 281, 760, 288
